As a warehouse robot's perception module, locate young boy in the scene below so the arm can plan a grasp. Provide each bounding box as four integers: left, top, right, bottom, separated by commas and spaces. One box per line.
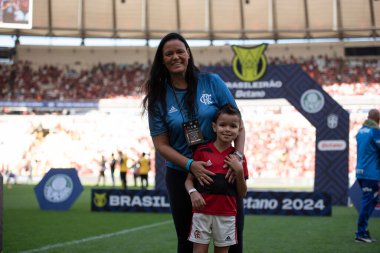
185, 103, 248, 253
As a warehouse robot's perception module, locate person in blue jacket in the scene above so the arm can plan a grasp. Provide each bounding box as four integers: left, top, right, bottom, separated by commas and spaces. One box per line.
355, 108, 380, 243
142, 32, 246, 253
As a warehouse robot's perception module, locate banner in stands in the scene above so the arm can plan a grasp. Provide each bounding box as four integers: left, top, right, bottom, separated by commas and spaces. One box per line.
349, 180, 380, 218
34, 168, 83, 210
0, 101, 98, 109
200, 44, 349, 206
0, 0, 33, 29
91, 189, 331, 216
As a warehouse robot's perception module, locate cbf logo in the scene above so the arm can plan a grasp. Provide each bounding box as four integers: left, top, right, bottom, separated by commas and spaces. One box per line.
327, 114, 339, 129
231, 44, 268, 82
43, 174, 73, 203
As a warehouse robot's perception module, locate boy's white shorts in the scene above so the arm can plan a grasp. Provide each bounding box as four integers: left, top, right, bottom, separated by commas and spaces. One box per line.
188, 213, 237, 247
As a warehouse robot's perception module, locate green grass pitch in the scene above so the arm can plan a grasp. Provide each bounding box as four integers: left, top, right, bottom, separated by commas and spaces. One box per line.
3, 184, 380, 253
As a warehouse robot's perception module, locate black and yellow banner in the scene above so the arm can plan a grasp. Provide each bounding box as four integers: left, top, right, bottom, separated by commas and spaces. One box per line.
91, 189, 331, 216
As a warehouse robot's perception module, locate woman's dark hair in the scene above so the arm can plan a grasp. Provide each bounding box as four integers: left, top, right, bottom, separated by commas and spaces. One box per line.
142, 32, 199, 117
213, 103, 242, 123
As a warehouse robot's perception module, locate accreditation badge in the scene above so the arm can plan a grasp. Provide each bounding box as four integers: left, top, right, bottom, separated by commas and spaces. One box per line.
183, 119, 204, 147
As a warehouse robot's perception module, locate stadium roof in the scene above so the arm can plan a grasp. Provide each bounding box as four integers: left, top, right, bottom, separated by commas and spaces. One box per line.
1, 0, 380, 42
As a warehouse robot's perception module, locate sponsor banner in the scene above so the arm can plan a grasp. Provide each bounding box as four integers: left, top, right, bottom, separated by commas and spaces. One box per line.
317, 140, 347, 151
201, 56, 350, 206
91, 189, 171, 213
244, 191, 332, 216
34, 168, 84, 211
91, 189, 331, 216
226, 79, 282, 99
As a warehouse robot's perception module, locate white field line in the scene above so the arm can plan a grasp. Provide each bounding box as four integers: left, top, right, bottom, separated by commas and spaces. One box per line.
19, 220, 172, 253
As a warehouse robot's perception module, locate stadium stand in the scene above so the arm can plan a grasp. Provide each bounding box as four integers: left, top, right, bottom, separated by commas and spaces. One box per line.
0, 0, 379, 188
1, 55, 379, 101
0, 50, 379, 188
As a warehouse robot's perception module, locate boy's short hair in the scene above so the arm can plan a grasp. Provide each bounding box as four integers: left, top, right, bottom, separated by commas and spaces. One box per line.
213, 103, 242, 123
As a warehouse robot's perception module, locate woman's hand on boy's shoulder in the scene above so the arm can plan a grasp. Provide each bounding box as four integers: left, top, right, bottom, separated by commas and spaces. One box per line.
190, 160, 215, 186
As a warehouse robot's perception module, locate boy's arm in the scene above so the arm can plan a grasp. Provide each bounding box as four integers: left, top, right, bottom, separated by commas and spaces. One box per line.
224, 155, 247, 197
185, 173, 206, 210
184, 173, 196, 192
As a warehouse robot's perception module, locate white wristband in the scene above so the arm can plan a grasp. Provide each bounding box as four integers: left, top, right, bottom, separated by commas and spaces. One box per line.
188, 188, 197, 195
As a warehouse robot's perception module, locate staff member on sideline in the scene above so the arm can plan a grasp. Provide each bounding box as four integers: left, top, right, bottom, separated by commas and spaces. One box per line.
118, 150, 129, 190
138, 152, 150, 189
354, 108, 380, 243
142, 32, 246, 253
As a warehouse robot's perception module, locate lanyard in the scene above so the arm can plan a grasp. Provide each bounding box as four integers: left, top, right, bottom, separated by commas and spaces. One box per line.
169, 83, 191, 122
169, 83, 204, 148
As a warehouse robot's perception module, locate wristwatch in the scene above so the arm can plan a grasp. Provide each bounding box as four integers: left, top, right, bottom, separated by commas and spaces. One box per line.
234, 151, 244, 161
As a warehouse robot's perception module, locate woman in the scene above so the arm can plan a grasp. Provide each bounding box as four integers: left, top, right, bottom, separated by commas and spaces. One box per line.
142, 32, 246, 253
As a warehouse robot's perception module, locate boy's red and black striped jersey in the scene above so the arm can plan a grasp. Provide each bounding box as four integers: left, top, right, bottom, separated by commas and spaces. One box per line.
193, 142, 248, 216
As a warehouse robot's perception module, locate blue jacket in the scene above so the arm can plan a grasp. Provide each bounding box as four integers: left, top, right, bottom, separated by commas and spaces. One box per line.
355, 119, 380, 181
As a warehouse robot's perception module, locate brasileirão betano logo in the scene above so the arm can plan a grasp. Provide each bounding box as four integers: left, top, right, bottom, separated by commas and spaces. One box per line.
93, 192, 107, 208
231, 44, 268, 82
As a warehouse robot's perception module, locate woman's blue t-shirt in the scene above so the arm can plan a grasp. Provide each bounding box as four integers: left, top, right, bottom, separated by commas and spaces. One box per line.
148, 72, 238, 171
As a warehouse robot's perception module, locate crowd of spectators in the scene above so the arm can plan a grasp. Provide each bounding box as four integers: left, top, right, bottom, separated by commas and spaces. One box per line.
268, 55, 380, 96
244, 112, 315, 180
0, 104, 369, 188
0, 55, 380, 101
0, 55, 379, 187
0, 61, 148, 101
0, 110, 369, 188
0, 109, 154, 185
